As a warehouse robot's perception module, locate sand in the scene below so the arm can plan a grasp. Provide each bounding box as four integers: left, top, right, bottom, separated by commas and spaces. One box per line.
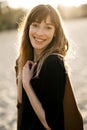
0, 18, 87, 130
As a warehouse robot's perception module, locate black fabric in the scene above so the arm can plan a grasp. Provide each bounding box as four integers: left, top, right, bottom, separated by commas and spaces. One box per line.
17, 55, 66, 130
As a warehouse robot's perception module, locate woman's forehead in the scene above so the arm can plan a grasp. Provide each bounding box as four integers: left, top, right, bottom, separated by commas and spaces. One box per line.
34, 15, 53, 24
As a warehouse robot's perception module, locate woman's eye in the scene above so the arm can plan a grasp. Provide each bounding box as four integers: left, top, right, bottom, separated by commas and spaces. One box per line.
46, 26, 52, 29
31, 23, 39, 27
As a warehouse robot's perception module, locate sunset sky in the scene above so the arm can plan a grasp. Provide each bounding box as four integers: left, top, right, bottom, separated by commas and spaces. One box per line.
3, 0, 87, 9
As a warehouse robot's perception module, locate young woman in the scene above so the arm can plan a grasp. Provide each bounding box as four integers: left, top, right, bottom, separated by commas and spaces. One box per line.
15, 4, 69, 130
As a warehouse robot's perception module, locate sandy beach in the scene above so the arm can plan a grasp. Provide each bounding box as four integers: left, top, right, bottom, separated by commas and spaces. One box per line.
0, 18, 87, 130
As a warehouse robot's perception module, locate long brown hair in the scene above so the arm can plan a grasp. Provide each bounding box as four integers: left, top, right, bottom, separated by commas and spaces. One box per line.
16, 4, 69, 85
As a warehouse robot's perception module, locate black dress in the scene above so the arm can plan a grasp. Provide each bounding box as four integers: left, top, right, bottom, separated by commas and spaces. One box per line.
17, 55, 66, 130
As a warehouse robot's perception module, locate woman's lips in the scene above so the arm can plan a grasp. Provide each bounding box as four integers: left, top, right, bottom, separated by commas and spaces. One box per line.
34, 36, 46, 42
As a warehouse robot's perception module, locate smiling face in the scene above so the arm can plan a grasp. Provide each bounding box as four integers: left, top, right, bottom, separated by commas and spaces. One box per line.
29, 16, 55, 54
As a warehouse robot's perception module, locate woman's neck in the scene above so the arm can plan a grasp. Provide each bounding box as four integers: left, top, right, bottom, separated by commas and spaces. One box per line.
34, 49, 42, 62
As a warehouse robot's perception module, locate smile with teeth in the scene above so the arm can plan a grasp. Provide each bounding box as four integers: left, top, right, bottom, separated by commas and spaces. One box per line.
34, 36, 46, 42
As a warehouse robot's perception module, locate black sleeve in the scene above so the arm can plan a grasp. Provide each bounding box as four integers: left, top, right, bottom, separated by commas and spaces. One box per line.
39, 55, 66, 129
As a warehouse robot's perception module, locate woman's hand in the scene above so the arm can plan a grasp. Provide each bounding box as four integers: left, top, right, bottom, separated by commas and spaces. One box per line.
22, 60, 36, 88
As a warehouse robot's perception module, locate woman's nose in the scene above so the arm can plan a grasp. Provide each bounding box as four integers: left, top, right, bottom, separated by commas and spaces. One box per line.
36, 28, 45, 36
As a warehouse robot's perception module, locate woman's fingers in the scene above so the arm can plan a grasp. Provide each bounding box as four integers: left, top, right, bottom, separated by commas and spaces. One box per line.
22, 60, 37, 81
25, 60, 36, 70
31, 62, 37, 71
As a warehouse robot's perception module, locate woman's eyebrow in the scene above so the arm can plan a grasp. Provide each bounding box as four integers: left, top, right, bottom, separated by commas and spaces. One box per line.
45, 22, 54, 26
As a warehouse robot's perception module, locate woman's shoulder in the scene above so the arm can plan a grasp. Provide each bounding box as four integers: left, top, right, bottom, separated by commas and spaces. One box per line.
39, 54, 66, 80
39, 54, 66, 75
43, 54, 64, 67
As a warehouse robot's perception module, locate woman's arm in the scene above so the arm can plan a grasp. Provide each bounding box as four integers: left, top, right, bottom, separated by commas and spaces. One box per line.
22, 60, 51, 130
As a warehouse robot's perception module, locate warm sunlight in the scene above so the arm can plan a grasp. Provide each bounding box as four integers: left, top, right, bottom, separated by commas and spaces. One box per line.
60, 0, 87, 7
5, 0, 87, 9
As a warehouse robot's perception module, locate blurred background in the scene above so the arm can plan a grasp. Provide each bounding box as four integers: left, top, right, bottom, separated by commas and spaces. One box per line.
0, 0, 87, 130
